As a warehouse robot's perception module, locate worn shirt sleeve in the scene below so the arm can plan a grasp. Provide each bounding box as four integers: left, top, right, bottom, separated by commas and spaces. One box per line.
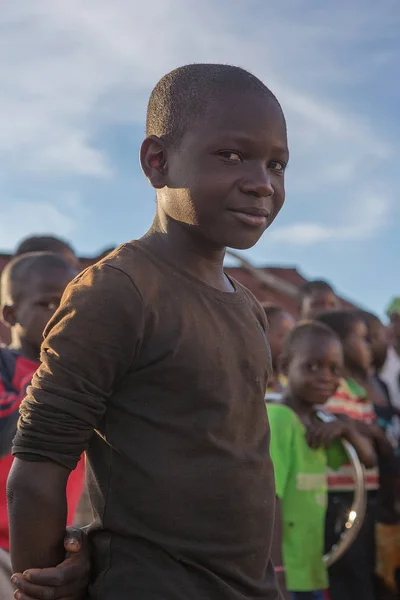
12, 263, 144, 470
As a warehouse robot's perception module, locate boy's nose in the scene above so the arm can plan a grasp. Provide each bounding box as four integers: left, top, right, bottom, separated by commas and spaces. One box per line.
241, 168, 274, 198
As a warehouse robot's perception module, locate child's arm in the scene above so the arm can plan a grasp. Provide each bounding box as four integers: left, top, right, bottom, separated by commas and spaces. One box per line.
11, 527, 90, 600
8, 460, 70, 573
7, 263, 143, 574
306, 420, 376, 468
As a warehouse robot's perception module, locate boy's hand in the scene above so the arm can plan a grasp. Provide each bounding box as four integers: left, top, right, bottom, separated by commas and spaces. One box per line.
306, 420, 348, 450
11, 527, 90, 600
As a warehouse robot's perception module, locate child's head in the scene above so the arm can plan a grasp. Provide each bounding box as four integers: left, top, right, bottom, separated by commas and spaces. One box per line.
15, 235, 79, 270
262, 304, 295, 370
299, 280, 339, 320
357, 310, 388, 372
1, 252, 77, 358
141, 64, 288, 251
316, 311, 371, 376
282, 321, 343, 406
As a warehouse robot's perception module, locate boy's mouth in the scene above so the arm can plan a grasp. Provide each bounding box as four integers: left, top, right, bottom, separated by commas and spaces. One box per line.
229, 206, 270, 228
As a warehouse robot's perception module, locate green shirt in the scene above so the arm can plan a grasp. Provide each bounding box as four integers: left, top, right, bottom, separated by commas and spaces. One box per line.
267, 404, 346, 591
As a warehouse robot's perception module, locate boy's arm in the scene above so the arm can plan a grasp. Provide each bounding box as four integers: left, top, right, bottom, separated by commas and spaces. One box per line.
307, 420, 376, 468
8, 262, 144, 574
7, 460, 70, 573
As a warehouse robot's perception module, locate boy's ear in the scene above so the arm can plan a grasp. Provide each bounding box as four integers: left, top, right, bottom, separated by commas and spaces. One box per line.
2, 304, 16, 327
140, 136, 168, 189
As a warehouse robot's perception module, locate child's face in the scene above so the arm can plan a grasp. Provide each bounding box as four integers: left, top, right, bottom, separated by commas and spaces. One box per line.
343, 320, 371, 374
287, 336, 343, 405
144, 91, 288, 250
268, 311, 295, 369
301, 290, 339, 320
367, 319, 388, 371
6, 267, 76, 354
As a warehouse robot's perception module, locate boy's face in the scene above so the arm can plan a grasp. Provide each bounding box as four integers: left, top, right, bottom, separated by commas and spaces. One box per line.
368, 319, 388, 372
4, 267, 76, 355
287, 336, 343, 405
343, 320, 371, 374
144, 91, 288, 250
268, 311, 295, 369
301, 290, 339, 320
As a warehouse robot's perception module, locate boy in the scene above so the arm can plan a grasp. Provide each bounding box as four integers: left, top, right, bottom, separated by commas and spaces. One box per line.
15, 235, 80, 270
8, 64, 289, 600
268, 321, 374, 599
316, 311, 391, 600
358, 311, 400, 596
0, 252, 85, 597
299, 280, 339, 320
262, 304, 295, 400
0, 235, 79, 345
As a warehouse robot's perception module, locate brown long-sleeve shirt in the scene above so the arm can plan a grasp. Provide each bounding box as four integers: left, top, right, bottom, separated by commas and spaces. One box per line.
13, 241, 281, 600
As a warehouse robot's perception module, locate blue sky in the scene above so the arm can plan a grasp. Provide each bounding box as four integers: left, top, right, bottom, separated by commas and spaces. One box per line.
1, 1, 399, 317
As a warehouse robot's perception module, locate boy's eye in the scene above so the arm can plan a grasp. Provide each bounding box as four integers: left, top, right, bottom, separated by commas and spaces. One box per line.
218, 151, 243, 162
269, 160, 286, 173
307, 363, 319, 373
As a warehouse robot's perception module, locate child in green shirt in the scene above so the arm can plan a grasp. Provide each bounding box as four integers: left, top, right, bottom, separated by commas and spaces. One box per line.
267, 321, 375, 600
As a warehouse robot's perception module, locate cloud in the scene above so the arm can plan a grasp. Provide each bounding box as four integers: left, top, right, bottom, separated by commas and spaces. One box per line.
0, 201, 76, 250
269, 193, 391, 245
0, 0, 397, 248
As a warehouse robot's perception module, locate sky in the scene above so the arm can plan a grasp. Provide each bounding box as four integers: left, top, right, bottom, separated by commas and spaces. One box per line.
1, 1, 399, 317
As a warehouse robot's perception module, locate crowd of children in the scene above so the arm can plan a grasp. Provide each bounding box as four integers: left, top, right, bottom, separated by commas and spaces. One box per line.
0, 63, 398, 600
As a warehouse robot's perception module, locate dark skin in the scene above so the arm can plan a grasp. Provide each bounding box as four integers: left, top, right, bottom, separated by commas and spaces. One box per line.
9, 89, 289, 597
3, 267, 77, 361
339, 320, 393, 457
300, 289, 339, 320
2, 266, 91, 600
267, 310, 295, 373
271, 334, 375, 595
283, 335, 374, 464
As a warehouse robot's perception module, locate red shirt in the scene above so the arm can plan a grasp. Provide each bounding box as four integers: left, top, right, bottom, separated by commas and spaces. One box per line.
0, 347, 85, 550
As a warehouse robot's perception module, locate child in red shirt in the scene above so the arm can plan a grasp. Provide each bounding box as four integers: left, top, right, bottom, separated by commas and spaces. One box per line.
0, 252, 85, 595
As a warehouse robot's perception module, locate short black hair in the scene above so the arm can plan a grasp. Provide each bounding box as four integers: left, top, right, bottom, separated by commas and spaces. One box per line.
355, 310, 381, 331
262, 303, 285, 322
146, 63, 282, 146
316, 310, 363, 343
15, 235, 75, 257
1, 252, 73, 305
299, 279, 335, 299
282, 320, 340, 362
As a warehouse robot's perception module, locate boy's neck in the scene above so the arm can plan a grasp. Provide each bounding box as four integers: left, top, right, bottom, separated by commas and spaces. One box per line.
9, 332, 39, 362
284, 393, 315, 426
142, 214, 233, 292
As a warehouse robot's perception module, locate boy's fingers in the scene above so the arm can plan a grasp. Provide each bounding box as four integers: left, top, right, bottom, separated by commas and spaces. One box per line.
13, 577, 77, 599
63, 527, 84, 553
23, 559, 76, 587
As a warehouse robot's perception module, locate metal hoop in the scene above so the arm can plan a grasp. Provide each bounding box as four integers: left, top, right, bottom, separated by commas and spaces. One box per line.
316, 411, 367, 566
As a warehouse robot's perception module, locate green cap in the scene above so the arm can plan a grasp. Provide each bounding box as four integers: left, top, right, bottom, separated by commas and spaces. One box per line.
386, 297, 400, 316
